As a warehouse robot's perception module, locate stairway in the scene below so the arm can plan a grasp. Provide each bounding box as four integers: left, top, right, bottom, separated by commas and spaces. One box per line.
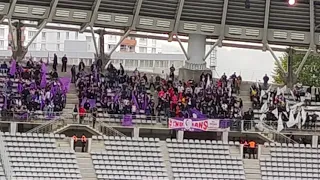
243, 159, 262, 180
75, 152, 97, 180
159, 141, 174, 180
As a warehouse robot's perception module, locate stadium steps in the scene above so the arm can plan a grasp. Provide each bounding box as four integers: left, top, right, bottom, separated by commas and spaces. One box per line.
56, 138, 72, 151
90, 139, 106, 152
159, 141, 174, 180
243, 159, 262, 180
75, 152, 97, 180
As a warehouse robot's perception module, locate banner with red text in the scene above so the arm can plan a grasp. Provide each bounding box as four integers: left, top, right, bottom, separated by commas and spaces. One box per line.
168, 118, 230, 131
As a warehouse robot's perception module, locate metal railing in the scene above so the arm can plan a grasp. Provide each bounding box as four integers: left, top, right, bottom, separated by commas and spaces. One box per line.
0, 111, 64, 122
26, 117, 65, 133
0, 132, 12, 180
95, 119, 126, 137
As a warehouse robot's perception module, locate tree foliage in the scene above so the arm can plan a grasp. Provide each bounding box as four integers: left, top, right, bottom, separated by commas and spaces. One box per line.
272, 52, 320, 87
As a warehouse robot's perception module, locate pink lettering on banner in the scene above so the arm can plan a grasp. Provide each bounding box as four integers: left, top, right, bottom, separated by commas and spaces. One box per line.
192, 120, 208, 131
168, 118, 221, 131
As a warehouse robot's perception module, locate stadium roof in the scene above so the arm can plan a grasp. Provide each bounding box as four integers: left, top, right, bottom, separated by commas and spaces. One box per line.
0, 0, 318, 49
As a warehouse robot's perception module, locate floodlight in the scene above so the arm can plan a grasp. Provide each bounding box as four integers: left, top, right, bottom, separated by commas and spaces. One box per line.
288, 0, 296, 6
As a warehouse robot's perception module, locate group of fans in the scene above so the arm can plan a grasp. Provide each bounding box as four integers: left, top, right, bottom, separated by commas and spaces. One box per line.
0, 57, 68, 120
72, 60, 245, 121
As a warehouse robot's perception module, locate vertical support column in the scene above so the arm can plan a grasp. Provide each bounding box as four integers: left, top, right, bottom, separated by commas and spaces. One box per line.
87, 138, 92, 152
221, 131, 228, 143
312, 135, 318, 148
132, 127, 140, 139
12, 21, 27, 61
240, 144, 244, 159
186, 34, 207, 69
70, 137, 75, 151
10, 122, 17, 134
176, 130, 184, 142
286, 48, 296, 88
257, 144, 262, 159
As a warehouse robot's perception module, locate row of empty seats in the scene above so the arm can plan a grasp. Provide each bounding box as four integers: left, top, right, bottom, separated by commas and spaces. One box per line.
91, 137, 169, 180
2, 133, 81, 179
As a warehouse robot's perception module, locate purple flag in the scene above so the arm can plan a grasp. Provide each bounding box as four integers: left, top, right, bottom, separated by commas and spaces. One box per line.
40, 73, 47, 88
17, 82, 23, 94
122, 115, 133, 126
132, 92, 139, 110
41, 62, 47, 74
59, 77, 71, 93
190, 108, 207, 118
81, 98, 96, 108
9, 59, 16, 76
143, 95, 149, 110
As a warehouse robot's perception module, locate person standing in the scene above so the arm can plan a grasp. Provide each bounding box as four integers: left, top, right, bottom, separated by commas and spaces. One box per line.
72, 134, 77, 150
91, 106, 97, 128
53, 53, 58, 71
79, 106, 86, 124
81, 134, 87, 152
71, 65, 76, 83
78, 59, 85, 72
61, 54, 67, 72
248, 140, 256, 159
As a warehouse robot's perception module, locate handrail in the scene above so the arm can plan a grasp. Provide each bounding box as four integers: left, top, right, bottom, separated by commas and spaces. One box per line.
0, 132, 12, 180
260, 121, 299, 144
26, 117, 64, 133
96, 118, 126, 137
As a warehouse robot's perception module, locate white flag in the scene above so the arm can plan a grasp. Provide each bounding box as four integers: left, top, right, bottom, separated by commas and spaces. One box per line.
290, 102, 304, 110
286, 110, 296, 128
301, 108, 307, 126
260, 113, 266, 121
277, 112, 284, 132
280, 85, 287, 95
276, 87, 281, 96
206, 76, 211, 89
272, 108, 279, 119
290, 90, 295, 100
266, 85, 272, 93
294, 111, 301, 129
286, 101, 290, 112
260, 90, 265, 103
260, 101, 268, 113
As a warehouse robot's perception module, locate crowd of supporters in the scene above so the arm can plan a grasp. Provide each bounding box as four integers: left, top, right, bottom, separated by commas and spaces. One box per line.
0, 57, 68, 120
73, 61, 244, 120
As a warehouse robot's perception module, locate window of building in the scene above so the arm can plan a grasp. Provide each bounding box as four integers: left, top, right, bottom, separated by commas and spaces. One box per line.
41, 44, 46, 50
57, 32, 60, 40
148, 60, 154, 67
120, 45, 127, 52
28, 31, 36, 39
151, 48, 156, 53
155, 60, 160, 67
86, 36, 92, 42
57, 44, 60, 51
30, 43, 36, 50
129, 46, 135, 52
41, 32, 46, 41
0, 29, 4, 38
139, 47, 147, 53
108, 35, 116, 42
152, 39, 156, 46
66, 32, 69, 40
140, 38, 147, 43
0, 40, 4, 48
75, 32, 78, 40
108, 44, 116, 50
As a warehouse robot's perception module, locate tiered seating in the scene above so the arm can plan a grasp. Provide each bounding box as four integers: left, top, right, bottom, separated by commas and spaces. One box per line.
166, 139, 245, 180
261, 142, 320, 180
0, 161, 6, 180
2, 132, 81, 180
91, 136, 169, 180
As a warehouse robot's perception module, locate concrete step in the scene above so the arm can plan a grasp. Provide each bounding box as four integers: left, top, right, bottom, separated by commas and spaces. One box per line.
246, 173, 262, 179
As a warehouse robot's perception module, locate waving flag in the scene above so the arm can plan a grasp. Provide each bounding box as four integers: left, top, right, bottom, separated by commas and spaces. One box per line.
9, 59, 16, 76
286, 110, 296, 128
277, 112, 284, 132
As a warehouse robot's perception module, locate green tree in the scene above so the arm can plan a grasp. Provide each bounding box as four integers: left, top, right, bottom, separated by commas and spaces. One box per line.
272, 52, 320, 86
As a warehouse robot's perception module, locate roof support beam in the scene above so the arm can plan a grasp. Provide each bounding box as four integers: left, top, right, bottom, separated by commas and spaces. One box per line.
262, 0, 270, 51
266, 43, 286, 76
175, 34, 189, 60
37, 0, 59, 28
7, 0, 17, 19
8, 18, 16, 50
79, 0, 102, 33
169, 0, 185, 40
310, 0, 316, 52
218, 0, 229, 46
295, 48, 312, 77
131, 0, 143, 30
203, 39, 221, 61
90, 25, 99, 56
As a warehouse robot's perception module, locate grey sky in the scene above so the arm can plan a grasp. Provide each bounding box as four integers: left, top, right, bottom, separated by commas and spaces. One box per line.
159, 40, 283, 82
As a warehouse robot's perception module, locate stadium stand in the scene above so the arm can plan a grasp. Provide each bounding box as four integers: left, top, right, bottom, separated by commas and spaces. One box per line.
261, 142, 320, 180
167, 139, 245, 180
91, 136, 169, 180
2, 132, 81, 180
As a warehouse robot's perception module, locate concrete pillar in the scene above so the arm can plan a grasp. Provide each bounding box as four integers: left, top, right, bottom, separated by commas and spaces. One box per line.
70, 138, 75, 151
240, 144, 244, 158
176, 130, 184, 142
257, 144, 262, 159
312, 135, 318, 148
10, 122, 17, 134
221, 131, 228, 143
179, 34, 211, 81
87, 138, 92, 152
132, 127, 140, 139
12, 21, 27, 61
